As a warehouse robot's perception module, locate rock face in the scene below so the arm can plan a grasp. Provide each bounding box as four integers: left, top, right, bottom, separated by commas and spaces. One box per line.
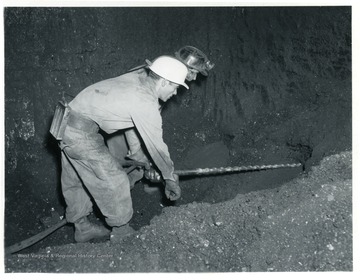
4, 7, 352, 271
5, 152, 352, 272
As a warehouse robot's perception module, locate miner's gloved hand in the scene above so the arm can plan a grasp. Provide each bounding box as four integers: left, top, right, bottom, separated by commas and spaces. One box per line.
165, 174, 181, 201
144, 167, 162, 183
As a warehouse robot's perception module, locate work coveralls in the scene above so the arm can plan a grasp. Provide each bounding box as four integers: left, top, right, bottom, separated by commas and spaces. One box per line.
107, 127, 150, 188
59, 69, 175, 227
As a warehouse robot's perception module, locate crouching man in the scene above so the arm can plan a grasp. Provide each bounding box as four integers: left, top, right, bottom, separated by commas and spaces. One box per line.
52, 56, 188, 243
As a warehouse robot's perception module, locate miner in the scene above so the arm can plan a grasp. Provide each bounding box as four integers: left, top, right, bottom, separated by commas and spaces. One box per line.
52, 47, 214, 244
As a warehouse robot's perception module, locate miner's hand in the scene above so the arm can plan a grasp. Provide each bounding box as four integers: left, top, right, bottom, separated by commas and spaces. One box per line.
144, 168, 162, 183
165, 174, 181, 201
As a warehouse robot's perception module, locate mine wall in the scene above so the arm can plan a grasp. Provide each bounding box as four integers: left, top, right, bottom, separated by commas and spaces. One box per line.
4, 6, 351, 255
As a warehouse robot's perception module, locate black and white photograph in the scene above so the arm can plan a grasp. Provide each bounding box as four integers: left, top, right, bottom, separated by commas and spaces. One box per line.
1, 0, 357, 275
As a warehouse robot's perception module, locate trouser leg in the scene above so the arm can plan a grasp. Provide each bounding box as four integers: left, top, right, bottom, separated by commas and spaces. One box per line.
107, 130, 145, 188
61, 151, 93, 223
63, 134, 133, 227
107, 131, 128, 161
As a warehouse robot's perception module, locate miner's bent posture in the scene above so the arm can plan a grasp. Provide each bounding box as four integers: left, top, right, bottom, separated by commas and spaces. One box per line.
52, 47, 213, 243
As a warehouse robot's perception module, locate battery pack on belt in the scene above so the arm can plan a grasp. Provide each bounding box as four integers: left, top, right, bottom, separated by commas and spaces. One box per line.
49, 101, 70, 140
50, 101, 98, 140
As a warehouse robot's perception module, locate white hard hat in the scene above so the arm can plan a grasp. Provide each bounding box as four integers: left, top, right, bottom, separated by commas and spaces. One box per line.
146, 56, 189, 89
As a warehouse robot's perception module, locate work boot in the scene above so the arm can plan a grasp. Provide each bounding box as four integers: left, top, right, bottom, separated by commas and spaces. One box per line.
110, 224, 135, 244
74, 216, 111, 243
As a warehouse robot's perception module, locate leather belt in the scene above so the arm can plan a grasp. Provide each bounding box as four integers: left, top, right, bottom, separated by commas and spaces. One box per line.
67, 109, 99, 133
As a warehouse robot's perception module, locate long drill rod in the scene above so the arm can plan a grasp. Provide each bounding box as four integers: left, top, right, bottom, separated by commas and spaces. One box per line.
175, 163, 302, 176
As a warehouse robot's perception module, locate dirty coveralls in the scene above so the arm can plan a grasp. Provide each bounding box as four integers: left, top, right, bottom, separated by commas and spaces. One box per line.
107, 127, 150, 189
60, 69, 175, 227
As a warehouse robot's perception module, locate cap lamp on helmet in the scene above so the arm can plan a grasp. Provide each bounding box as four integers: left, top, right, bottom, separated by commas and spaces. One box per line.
175, 46, 215, 77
